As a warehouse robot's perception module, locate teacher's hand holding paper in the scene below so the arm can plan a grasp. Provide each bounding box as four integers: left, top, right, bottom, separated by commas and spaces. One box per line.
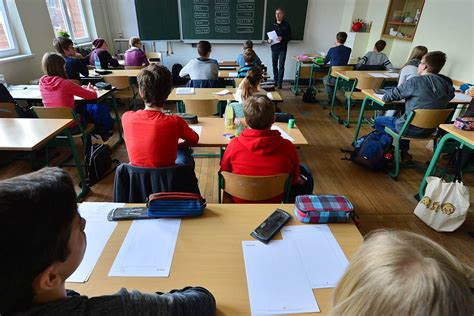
266, 30, 280, 45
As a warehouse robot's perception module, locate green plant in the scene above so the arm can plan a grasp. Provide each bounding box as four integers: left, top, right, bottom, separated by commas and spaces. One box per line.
56, 29, 70, 38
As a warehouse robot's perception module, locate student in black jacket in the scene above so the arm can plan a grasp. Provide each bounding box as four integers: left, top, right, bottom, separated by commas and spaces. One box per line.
266, 8, 291, 89
53, 37, 89, 81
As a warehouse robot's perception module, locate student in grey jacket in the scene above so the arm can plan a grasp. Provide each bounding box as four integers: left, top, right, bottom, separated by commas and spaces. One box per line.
357, 40, 393, 70
179, 41, 218, 80
0, 168, 216, 316
374, 51, 455, 162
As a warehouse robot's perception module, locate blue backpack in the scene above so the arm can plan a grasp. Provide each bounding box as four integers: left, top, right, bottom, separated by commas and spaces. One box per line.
86, 103, 115, 140
346, 131, 393, 171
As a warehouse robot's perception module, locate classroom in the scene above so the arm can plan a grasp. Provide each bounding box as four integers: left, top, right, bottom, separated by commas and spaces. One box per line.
0, 0, 473, 315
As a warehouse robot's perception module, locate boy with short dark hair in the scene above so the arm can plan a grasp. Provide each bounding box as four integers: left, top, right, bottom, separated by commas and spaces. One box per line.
220, 95, 301, 203
375, 51, 455, 162
357, 39, 393, 70
53, 37, 88, 80
323, 31, 352, 101
236, 40, 262, 67
237, 49, 257, 78
179, 40, 218, 80
0, 167, 216, 315
123, 64, 199, 168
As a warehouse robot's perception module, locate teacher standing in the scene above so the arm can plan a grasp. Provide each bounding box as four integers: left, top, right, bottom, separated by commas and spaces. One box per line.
267, 8, 292, 89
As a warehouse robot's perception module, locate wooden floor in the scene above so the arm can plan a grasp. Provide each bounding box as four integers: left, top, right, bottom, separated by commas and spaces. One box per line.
1, 82, 473, 266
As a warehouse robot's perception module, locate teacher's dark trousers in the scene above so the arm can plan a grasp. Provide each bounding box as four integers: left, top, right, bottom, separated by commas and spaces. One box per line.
271, 46, 287, 88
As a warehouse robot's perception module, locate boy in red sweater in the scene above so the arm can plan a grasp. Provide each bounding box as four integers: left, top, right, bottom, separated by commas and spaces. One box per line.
220, 95, 300, 203
122, 64, 199, 168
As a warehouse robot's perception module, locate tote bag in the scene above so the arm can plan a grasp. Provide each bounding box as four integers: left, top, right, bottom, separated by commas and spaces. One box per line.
414, 176, 470, 232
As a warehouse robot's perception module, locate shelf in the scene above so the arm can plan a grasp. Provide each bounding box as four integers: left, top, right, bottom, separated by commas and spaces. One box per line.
382, 34, 414, 42
387, 22, 417, 26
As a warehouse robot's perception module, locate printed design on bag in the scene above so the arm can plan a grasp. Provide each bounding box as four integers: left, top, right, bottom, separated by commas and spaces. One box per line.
421, 196, 456, 215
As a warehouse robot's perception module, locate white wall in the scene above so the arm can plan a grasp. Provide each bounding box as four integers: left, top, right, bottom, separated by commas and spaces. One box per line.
103, 0, 347, 80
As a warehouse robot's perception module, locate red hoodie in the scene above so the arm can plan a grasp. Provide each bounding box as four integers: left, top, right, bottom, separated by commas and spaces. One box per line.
39, 75, 97, 108
220, 128, 300, 203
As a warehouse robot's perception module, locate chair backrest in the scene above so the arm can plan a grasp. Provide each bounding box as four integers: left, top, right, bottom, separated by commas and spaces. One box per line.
32, 106, 74, 119
187, 79, 227, 88
103, 76, 131, 90
113, 163, 201, 203
220, 171, 290, 202
125, 66, 144, 70
330, 65, 354, 77
146, 52, 161, 61
355, 76, 385, 89
0, 102, 18, 118
410, 109, 454, 129
184, 100, 218, 117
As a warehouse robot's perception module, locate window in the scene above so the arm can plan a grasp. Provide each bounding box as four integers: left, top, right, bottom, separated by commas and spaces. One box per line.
46, 0, 90, 43
0, 0, 19, 58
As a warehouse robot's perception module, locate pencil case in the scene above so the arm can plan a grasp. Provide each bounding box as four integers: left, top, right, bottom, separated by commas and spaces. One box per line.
147, 192, 206, 217
294, 195, 354, 223
454, 117, 474, 131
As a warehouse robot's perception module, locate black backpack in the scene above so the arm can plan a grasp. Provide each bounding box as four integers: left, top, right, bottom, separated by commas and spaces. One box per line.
172, 63, 189, 86
86, 144, 119, 185
302, 86, 318, 103
288, 163, 315, 202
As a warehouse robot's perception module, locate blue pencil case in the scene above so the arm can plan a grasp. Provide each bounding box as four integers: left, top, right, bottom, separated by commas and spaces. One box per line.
147, 192, 206, 218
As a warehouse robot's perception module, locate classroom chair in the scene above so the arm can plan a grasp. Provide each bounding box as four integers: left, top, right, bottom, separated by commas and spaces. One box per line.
0, 102, 18, 118
113, 163, 200, 203
331, 75, 384, 127
218, 171, 292, 203
183, 99, 219, 117
103, 76, 139, 111
384, 108, 454, 180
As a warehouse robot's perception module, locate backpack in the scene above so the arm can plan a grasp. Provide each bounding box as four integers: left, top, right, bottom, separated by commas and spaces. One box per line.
86, 144, 119, 185
302, 86, 318, 103
288, 163, 315, 203
343, 131, 394, 171
172, 63, 189, 86
86, 103, 115, 142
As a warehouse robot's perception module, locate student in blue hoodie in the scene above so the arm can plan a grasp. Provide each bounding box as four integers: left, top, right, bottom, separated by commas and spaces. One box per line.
53, 37, 88, 81
374, 51, 455, 162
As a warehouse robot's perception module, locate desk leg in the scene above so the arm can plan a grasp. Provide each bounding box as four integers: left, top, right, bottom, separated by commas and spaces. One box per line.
110, 95, 124, 150
291, 61, 301, 95
64, 129, 89, 201
308, 64, 315, 91
353, 97, 370, 145
329, 77, 341, 122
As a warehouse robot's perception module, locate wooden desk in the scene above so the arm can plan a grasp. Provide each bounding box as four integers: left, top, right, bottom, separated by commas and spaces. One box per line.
0, 118, 89, 199
219, 60, 239, 67
218, 70, 270, 79
99, 69, 141, 78
168, 88, 283, 102
352, 89, 472, 145
193, 117, 308, 147
9, 85, 112, 102
419, 124, 474, 199
67, 203, 363, 315
335, 70, 399, 81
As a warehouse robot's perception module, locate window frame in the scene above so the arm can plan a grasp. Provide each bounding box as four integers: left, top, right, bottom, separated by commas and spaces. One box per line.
46, 0, 91, 44
0, 0, 19, 58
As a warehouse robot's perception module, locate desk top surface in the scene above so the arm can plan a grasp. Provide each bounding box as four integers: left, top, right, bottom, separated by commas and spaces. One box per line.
9, 85, 112, 101
168, 88, 283, 102
67, 203, 363, 316
440, 124, 474, 145
218, 60, 239, 66
362, 89, 472, 105
193, 117, 307, 147
0, 118, 73, 151
336, 70, 399, 81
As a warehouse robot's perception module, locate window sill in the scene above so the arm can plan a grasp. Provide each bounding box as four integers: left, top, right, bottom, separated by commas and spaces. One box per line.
0, 53, 34, 64
75, 41, 93, 48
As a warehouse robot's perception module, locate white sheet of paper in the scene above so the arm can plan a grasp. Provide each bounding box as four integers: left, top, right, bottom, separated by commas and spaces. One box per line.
228, 72, 238, 78
281, 225, 349, 288
67, 202, 122, 283
176, 87, 195, 95
266, 92, 274, 100
214, 89, 232, 95
374, 93, 385, 100
271, 125, 295, 142
189, 125, 202, 136
454, 92, 472, 103
242, 240, 319, 315
267, 30, 280, 45
109, 219, 181, 277
369, 73, 389, 78
385, 72, 399, 78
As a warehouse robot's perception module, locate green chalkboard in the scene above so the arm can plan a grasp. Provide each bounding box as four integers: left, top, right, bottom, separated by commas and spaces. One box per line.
135, 0, 180, 40
180, 0, 265, 40
265, 0, 308, 41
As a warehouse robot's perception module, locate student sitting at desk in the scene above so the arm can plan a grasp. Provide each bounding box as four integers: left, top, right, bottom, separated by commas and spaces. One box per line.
220, 95, 301, 203
236, 40, 262, 67
374, 51, 455, 163
0, 168, 217, 315
179, 41, 218, 80
331, 230, 473, 315
356, 40, 393, 70
53, 37, 88, 81
88, 38, 120, 69
237, 49, 258, 78
124, 37, 149, 67
324, 32, 352, 102
233, 66, 267, 115
122, 64, 199, 168
398, 45, 428, 86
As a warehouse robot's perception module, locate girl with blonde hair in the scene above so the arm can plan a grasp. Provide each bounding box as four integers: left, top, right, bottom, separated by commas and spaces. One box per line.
399, 45, 428, 86
331, 230, 473, 316
232, 66, 267, 118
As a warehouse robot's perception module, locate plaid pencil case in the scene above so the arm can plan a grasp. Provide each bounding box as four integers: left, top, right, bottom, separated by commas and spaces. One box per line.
294, 195, 354, 223
147, 192, 206, 218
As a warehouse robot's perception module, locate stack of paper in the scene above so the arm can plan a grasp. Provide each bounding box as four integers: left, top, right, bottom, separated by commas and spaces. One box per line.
176, 87, 195, 95
385, 73, 399, 78
213, 89, 232, 96
271, 125, 295, 142
454, 92, 472, 103
228, 72, 238, 78
369, 73, 389, 78
267, 31, 281, 45
67, 202, 122, 283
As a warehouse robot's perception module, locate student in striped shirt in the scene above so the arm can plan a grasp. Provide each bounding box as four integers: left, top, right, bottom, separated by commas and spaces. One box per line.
356, 40, 393, 70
